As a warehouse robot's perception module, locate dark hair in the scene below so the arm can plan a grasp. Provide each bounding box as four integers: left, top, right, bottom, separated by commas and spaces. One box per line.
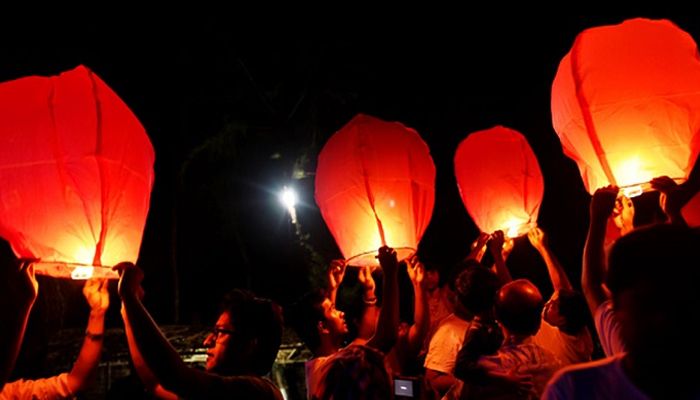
221, 289, 283, 375
455, 265, 499, 315
422, 261, 440, 272
286, 289, 328, 353
556, 289, 589, 335
312, 345, 392, 400
448, 259, 481, 291
495, 280, 543, 336
607, 224, 700, 297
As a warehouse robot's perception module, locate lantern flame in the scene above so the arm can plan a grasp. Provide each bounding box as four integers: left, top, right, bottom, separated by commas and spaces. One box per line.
71, 266, 94, 280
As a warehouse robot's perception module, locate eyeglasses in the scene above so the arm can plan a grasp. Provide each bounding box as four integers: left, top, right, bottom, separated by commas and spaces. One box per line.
210, 327, 235, 340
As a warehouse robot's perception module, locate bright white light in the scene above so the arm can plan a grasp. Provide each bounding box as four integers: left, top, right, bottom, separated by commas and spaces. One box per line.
621, 185, 643, 198
71, 266, 94, 280
280, 186, 298, 224
280, 187, 297, 209
504, 218, 523, 238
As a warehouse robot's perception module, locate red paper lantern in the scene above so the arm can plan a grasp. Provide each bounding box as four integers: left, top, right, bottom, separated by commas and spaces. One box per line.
552, 18, 700, 197
455, 126, 544, 238
315, 114, 435, 266
0, 65, 154, 279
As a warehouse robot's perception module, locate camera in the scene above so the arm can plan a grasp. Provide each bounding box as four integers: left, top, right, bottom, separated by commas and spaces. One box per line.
394, 376, 419, 398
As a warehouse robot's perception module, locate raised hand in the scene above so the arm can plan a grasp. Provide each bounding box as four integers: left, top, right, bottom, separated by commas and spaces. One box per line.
83, 278, 109, 314
527, 226, 546, 251
328, 259, 347, 292
406, 255, 424, 287
376, 246, 398, 273
652, 175, 689, 219
488, 230, 506, 255
113, 262, 145, 300
357, 265, 376, 295
591, 185, 619, 222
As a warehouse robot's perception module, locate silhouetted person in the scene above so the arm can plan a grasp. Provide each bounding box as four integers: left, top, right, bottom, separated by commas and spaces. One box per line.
451, 279, 561, 399
528, 227, 593, 365
544, 224, 700, 399
286, 246, 399, 399
311, 344, 393, 400
583, 185, 629, 356
116, 262, 283, 399
385, 256, 429, 376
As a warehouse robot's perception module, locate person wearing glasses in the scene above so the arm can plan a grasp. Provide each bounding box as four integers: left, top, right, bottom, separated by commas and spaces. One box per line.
115, 262, 283, 399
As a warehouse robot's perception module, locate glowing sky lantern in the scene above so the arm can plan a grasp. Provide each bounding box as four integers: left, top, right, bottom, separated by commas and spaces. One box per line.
315, 114, 435, 266
552, 18, 700, 197
0, 65, 154, 279
455, 126, 544, 238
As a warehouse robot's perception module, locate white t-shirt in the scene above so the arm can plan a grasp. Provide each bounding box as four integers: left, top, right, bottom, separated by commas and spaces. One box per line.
542, 354, 649, 400
0, 373, 73, 400
594, 300, 626, 357
533, 319, 594, 365
424, 313, 471, 374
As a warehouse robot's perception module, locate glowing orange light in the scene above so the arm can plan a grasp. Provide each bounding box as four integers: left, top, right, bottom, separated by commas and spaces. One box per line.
455, 126, 543, 238
552, 18, 700, 195
315, 114, 435, 266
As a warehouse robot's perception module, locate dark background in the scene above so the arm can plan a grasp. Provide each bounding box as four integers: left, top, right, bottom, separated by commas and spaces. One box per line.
2, 14, 697, 344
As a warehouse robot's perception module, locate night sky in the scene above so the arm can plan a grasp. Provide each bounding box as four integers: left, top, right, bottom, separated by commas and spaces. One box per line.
2, 15, 698, 329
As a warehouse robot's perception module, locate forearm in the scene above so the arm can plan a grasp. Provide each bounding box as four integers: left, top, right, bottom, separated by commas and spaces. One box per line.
329, 286, 339, 305
120, 295, 191, 394
492, 252, 512, 286
407, 283, 429, 354
582, 219, 608, 312
122, 307, 175, 397
539, 246, 572, 291
366, 269, 398, 353
357, 302, 379, 340
67, 310, 105, 393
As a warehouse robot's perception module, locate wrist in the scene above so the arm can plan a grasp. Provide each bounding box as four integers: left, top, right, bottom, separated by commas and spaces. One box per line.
89, 309, 107, 318
85, 330, 104, 341
363, 291, 377, 302
363, 296, 377, 305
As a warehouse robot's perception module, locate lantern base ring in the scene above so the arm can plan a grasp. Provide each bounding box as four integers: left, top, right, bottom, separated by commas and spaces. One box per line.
345, 247, 416, 268
32, 261, 119, 280
619, 177, 685, 198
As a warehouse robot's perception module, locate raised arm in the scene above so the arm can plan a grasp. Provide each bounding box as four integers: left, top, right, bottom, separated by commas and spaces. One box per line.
115, 262, 224, 398
365, 246, 399, 353
528, 227, 572, 291
66, 279, 109, 394
0, 258, 38, 390
122, 310, 178, 399
327, 259, 347, 305
652, 175, 700, 226
465, 232, 490, 262
582, 186, 618, 314
119, 280, 177, 399
356, 265, 379, 341
489, 231, 512, 286
405, 255, 429, 355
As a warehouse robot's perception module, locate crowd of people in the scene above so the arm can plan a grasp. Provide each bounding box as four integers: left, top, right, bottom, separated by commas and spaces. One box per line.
2, 173, 700, 399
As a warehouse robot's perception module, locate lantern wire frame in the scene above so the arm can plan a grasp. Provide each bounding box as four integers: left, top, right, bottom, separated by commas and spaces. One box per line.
345, 247, 416, 268
619, 177, 686, 198
33, 262, 118, 280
